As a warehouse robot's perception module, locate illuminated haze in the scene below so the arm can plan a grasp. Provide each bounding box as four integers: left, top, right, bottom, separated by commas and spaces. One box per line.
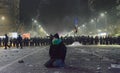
20, 0, 117, 34
20, 0, 90, 34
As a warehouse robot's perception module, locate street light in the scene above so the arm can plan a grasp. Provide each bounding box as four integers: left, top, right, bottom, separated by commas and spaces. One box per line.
100, 12, 108, 32
82, 24, 85, 27
100, 12, 107, 17
100, 13, 105, 17
1, 16, 5, 20
82, 24, 86, 34
31, 19, 38, 33
34, 20, 37, 23
90, 19, 97, 33
38, 25, 41, 28
91, 19, 94, 23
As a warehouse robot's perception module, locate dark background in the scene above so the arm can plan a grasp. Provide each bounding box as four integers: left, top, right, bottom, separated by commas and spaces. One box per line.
19, 0, 118, 33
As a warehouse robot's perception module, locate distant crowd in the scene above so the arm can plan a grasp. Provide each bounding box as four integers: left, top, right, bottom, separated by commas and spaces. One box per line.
0, 36, 51, 48
63, 36, 120, 45
1, 35, 120, 49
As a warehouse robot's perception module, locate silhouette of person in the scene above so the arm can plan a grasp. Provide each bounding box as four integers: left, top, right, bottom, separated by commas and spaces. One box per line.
4, 34, 10, 49
16, 35, 23, 49
45, 33, 67, 67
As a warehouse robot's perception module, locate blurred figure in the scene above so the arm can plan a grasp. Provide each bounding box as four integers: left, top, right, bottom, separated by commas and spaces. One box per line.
4, 34, 10, 49
0, 38, 1, 47
16, 35, 23, 49
49, 34, 53, 44
45, 33, 67, 68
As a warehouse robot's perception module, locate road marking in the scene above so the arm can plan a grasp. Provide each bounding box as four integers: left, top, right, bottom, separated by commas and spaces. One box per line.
0, 47, 47, 71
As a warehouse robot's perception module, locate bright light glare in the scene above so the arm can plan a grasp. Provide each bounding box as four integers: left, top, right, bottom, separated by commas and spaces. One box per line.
40, 28, 43, 32
78, 27, 80, 29
1, 16, 5, 20
91, 19, 94, 23
82, 25, 85, 27
39, 25, 41, 27
98, 33, 107, 36
9, 32, 18, 38
100, 13, 105, 17
97, 29, 102, 32
34, 20, 37, 23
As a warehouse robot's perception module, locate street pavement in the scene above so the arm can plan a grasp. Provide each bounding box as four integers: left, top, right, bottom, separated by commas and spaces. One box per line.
0, 45, 120, 73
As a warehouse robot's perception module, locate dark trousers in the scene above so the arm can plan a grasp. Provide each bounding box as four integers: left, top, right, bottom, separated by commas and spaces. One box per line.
16, 42, 23, 48
4, 42, 10, 49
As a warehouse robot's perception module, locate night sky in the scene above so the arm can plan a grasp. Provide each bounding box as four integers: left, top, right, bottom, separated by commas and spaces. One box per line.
20, 0, 117, 34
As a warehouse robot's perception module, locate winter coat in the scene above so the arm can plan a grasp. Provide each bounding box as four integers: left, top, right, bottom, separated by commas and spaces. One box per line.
49, 38, 67, 61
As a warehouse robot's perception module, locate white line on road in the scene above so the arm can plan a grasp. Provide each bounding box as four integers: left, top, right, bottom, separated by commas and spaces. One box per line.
0, 47, 47, 71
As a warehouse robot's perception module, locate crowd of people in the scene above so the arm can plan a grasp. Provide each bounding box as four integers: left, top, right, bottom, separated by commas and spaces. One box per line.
63, 35, 120, 45
1, 34, 120, 49
2, 34, 23, 49
45, 34, 120, 68
1, 33, 67, 68
0, 34, 51, 49
1, 33, 120, 68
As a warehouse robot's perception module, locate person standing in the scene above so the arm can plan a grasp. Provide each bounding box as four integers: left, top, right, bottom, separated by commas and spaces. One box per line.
16, 35, 23, 49
4, 34, 10, 49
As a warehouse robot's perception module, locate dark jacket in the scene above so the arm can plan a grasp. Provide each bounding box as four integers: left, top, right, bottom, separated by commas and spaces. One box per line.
4, 35, 8, 43
49, 38, 67, 61
17, 35, 22, 42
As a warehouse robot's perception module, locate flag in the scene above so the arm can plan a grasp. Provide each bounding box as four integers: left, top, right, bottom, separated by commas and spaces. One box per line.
74, 17, 78, 33
74, 17, 78, 27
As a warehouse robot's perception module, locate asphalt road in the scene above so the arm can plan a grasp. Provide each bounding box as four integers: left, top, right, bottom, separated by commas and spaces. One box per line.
0, 45, 120, 73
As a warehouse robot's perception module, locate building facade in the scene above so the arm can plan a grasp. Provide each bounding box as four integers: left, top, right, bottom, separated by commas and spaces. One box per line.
0, 0, 19, 35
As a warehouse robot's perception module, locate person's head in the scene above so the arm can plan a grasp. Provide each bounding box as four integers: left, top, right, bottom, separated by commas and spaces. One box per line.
5, 34, 7, 36
18, 35, 21, 37
53, 33, 59, 39
52, 33, 62, 45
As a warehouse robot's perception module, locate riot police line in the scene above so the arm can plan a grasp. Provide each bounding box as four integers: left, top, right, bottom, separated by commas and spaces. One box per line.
0, 35, 120, 48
